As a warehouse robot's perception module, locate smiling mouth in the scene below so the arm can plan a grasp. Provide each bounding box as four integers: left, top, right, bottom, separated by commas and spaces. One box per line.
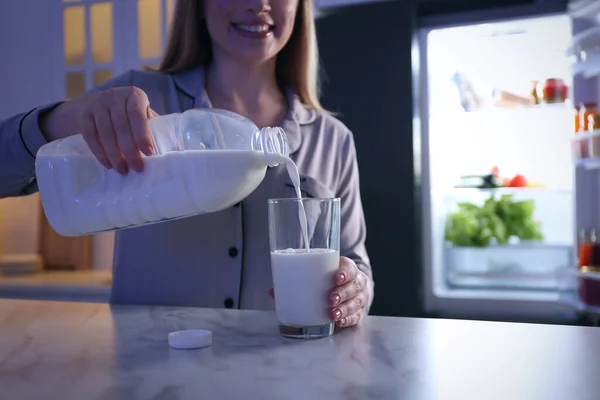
232, 23, 275, 36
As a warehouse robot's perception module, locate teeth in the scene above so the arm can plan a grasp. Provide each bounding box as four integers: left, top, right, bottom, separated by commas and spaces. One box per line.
237, 24, 270, 33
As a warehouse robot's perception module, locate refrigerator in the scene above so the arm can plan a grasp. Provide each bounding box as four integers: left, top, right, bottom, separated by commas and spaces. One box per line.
415, 0, 600, 323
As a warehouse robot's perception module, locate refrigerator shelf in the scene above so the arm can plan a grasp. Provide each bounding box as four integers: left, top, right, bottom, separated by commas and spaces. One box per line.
574, 158, 600, 169
559, 292, 600, 318
445, 244, 573, 291
571, 54, 600, 79
572, 129, 600, 168
566, 26, 600, 78
557, 267, 600, 319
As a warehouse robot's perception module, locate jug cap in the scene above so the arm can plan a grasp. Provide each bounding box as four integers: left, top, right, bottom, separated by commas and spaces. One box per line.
252, 126, 289, 167
168, 329, 213, 349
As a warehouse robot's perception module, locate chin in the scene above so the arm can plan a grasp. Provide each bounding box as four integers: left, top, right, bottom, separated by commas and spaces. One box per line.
231, 49, 278, 67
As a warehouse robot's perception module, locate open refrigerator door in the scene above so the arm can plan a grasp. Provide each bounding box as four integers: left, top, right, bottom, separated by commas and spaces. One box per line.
417, 3, 600, 322
557, 0, 600, 325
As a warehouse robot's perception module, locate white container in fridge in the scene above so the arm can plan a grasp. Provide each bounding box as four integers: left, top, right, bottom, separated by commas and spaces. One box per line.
445, 244, 574, 290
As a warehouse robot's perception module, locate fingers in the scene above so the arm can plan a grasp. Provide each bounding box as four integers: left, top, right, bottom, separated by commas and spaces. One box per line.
333, 257, 359, 286
80, 86, 152, 174
81, 109, 111, 170
329, 271, 368, 307
127, 89, 154, 156
147, 106, 159, 119
95, 107, 127, 174
329, 290, 367, 324
111, 102, 141, 173
337, 309, 364, 328
329, 260, 369, 327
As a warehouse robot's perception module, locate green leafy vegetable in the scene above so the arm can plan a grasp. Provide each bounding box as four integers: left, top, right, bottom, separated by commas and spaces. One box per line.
445, 193, 543, 248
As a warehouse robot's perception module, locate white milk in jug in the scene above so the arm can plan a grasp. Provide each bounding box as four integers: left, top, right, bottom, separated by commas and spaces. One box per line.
36, 149, 269, 236
35, 109, 292, 237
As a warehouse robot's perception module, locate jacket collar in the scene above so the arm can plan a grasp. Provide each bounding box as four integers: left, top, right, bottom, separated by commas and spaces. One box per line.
171, 66, 316, 154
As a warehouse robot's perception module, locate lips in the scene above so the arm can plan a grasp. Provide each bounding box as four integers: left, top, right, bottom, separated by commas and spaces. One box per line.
232, 22, 275, 38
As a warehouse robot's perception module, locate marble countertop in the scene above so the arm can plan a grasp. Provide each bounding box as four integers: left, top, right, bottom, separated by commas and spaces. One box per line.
0, 271, 111, 302
1, 299, 600, 400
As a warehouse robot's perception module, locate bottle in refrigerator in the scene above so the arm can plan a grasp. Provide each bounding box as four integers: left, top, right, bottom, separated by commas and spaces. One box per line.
579, 102, 598, 132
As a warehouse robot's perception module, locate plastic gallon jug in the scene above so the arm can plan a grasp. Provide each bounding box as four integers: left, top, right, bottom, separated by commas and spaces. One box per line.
35, 108, 289, 237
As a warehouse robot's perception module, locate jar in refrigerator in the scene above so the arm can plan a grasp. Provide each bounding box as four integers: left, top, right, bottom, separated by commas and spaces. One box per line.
578, 229, 600, 269
581, 103, 600, 157
578, 266, 600, 307
574, 104, 590, 159
542, 78, 568, 104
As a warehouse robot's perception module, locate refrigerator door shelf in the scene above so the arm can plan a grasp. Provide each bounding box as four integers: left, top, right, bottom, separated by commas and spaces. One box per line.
571, 53, 600, 79
445, 244, 574, 290
566, 26, 600, 78
557, 266, 600, 321
572, 129, 600, 169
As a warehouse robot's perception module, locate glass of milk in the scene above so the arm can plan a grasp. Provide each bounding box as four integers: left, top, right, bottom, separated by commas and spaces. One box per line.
267, 197, 341, 339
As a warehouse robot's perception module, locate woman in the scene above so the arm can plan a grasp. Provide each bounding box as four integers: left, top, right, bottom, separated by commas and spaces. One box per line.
0, 0, 373, 328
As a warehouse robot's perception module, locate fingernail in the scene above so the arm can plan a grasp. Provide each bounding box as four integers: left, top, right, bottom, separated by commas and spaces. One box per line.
333, 309, 342, 321
339, 318, 347, 326
336, 273, 346, 284
116, 162, 129, 175
145, 145, 154, 156
100, 159, 112, 170
131, 159, 144, 172
330, 294, 341, 306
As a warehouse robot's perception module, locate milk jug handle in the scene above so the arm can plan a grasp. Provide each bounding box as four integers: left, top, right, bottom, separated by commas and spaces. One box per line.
252, 126, 289, 167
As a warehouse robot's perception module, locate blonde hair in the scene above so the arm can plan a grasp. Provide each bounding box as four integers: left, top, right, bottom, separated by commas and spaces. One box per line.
159, 0, 327, 114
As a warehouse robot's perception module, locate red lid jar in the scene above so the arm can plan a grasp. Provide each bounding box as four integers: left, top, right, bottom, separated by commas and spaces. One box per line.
542, 78, 568, 104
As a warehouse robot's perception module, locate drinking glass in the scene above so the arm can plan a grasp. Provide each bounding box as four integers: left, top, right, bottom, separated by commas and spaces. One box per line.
268, 197, 341, 339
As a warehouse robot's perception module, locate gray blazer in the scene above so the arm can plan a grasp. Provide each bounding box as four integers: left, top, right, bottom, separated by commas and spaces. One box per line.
0, 67, 372, 310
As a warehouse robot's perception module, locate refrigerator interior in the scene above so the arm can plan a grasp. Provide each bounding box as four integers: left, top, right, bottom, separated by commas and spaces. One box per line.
423, 14, 578, 316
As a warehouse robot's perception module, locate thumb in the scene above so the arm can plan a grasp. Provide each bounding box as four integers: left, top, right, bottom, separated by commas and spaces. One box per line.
146, 106, 159, 118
